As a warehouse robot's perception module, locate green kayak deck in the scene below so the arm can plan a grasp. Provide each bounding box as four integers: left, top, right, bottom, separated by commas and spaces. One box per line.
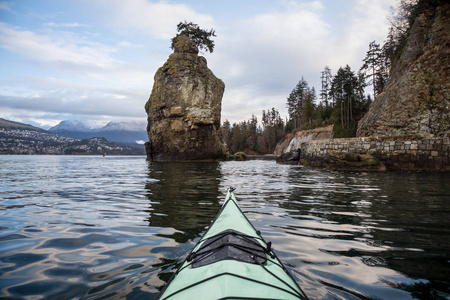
157, 188, 308, 300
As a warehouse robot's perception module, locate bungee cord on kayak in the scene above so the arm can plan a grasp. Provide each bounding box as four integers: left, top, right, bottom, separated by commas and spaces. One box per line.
156, 188, 308, 300
187, 229, 270, 267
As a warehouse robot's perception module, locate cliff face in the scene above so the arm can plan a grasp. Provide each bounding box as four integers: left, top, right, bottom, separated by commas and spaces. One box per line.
357, 4, 450, 137
145, 36, 226, 161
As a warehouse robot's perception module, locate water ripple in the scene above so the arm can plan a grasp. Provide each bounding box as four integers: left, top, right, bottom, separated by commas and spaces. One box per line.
0, 156, 449, 299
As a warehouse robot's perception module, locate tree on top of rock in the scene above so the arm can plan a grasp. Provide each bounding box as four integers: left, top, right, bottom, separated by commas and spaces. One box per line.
171, 21, 216, 53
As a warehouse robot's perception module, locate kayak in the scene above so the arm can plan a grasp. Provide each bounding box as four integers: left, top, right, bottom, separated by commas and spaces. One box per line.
156, 187, 308, 300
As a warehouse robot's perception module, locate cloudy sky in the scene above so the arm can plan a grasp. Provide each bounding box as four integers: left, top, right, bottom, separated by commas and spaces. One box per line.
0, 0, 395, 129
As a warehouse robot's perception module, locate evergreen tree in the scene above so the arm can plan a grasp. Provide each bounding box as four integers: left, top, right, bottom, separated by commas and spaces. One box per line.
260, 108, 285, 154
286, 77, 310, 129
221, 119, 231, 150
286, 89, 299, 129
320, 66, 333, 106
171, 21, 216, 53
247, 114, 259, 153
302, 87, 316, 127
360, 41, 386, 99
330, 65, 368, 137
221, 109, 284, 155
382, 0, 423, 72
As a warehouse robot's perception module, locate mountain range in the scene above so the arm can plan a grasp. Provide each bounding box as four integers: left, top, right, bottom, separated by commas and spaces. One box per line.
49, 120, 148, 144
0, 118, 145, 155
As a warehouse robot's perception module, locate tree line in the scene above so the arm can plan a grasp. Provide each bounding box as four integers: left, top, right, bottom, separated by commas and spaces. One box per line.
222, 61, 374, 155
286, 64, 371, 139
221, 108, 285, 155
220, 0, 435, 155
285, 0, 438, 139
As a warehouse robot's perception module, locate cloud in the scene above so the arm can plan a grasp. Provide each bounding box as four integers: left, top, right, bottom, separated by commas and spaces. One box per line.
89, 0, 215, 40
209, 1, 331, 123
0, 22, 122, 71
0, 73, 149, 123
45, 22, 89, 28
209, 0, 392, 123
118, 40, 144, 48
0, 23, 123, 70
0, 20, 154, 88
220, 2, 330, 78
0, 0, 394, 128
0, 19, 153, 125
0, 1, 12, 12
1, 92, 144, 118
335, 0, 392, 68
221, 87, 288, 124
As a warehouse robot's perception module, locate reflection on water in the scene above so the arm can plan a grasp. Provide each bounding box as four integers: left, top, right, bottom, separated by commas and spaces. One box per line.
145, 162, 222, 236
0, 156, 449, 299
144, 162, 222, 287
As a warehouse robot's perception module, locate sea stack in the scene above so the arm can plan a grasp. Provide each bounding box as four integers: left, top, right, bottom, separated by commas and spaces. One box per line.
144, 35, 227, 161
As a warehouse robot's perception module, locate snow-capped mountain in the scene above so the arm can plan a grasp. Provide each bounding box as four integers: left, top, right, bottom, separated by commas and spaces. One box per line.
49, 120, 147, 144
99, 121, 146, 132
50, 120, 93, 133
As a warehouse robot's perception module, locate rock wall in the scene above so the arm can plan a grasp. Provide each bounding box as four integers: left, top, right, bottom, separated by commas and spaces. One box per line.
145, 36, 227, 161
299, 135, 450, 171
357, 4, 450, 137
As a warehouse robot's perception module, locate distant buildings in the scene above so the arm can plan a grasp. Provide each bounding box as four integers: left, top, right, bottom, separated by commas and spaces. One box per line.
0, 128, 145, 155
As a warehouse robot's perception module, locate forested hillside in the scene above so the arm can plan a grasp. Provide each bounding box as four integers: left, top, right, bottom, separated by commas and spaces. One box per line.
221, 0, 446, 155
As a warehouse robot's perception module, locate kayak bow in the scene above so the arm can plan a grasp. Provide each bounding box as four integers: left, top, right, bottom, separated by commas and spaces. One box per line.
157, 187, 308, 300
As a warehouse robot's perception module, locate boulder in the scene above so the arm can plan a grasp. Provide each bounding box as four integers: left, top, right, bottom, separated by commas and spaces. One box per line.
145, 36, 227, 161
276, 149, 301, 164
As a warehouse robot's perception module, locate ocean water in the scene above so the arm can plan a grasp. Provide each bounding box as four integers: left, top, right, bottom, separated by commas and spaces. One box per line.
0, 155, 449, 299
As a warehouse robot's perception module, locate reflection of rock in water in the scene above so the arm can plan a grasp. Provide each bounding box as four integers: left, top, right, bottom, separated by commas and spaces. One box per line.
145, 162, 223, 286
145, 162, 222, 243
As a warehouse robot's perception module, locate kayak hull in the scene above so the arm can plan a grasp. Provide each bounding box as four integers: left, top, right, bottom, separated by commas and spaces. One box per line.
157, 188, 307, 300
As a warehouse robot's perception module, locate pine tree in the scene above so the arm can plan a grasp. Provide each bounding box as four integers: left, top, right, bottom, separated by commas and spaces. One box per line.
330, 65, 367, 137
286, 77, 309, 129
303, 87, 316, 126
320, 66, 333, 106
171, 21, 216, 53
360, 41, 385, 99
247, 114, 258, 152
221, 119, 231, 150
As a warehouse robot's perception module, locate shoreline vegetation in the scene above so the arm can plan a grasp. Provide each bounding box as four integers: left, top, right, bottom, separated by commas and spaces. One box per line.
2, 2, 448, 172
222, 2, 448, 143
222, 1, 450, 172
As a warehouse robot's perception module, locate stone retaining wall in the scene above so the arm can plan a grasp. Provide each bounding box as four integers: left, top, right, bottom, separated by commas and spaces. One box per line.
299, 134, 450, 171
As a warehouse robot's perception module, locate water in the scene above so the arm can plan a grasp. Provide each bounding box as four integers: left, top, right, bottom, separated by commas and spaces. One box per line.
0, 156, 449, 299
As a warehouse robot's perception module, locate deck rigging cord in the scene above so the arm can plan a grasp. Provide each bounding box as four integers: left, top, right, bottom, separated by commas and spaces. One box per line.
157, 187, 308, 300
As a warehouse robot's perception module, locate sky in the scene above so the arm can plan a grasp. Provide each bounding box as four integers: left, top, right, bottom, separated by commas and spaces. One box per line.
0, 0, 396, 129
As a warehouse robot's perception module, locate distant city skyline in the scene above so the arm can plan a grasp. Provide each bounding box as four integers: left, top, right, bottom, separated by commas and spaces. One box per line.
0, 0, 395, 128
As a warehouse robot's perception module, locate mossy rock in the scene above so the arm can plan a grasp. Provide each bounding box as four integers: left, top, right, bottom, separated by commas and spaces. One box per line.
234, 152, 247, 161
226, 152, 247, 161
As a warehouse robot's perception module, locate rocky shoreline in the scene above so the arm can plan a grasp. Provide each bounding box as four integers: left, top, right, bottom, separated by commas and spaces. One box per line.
277, 134, 450, 172
277, 4, 450, 172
